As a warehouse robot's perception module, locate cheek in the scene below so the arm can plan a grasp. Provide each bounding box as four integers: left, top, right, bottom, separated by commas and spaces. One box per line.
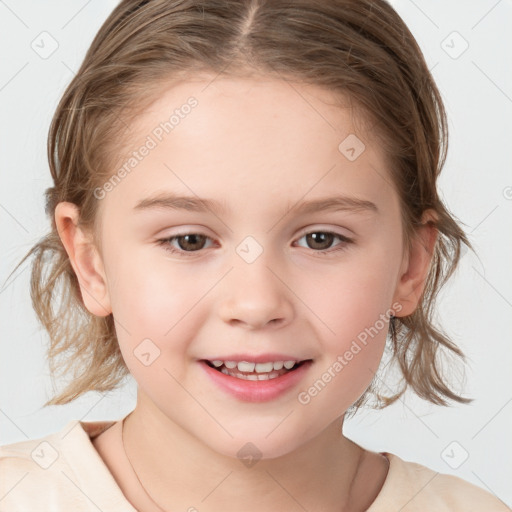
104, 247, 227, 381
292, 251, 398, 408
297, 249, 399, 341
106, 242, 197, 327
295, 287, 391, 423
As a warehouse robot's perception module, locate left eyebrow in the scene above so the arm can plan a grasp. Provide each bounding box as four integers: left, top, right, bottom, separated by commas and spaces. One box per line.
133, 192, 379, 216
288, 196, 379, 216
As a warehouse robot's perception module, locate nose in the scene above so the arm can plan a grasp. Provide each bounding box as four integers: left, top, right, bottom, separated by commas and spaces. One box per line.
218, 257, 294, 330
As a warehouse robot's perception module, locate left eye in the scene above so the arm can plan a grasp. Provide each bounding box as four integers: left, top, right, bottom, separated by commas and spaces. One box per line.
157, 230, 353, 256
294, 231, 353, 253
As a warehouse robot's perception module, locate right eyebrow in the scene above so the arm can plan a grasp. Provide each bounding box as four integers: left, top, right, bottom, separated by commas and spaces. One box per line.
133, 193, 226, 215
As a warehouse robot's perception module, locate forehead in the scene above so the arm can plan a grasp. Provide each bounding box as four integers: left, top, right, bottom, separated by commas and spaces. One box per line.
131, 74, 373, 150
98, 74, 396, 222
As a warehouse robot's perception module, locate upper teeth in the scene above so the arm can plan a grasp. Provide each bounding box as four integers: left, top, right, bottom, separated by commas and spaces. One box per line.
210, 360, 297, 372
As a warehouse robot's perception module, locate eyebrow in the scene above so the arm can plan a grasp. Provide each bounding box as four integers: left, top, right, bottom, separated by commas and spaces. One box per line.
133, 192, 378, 216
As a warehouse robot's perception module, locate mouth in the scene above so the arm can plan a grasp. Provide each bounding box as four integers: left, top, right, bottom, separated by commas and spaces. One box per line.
202, 359, 311, 381
200, 357, 314, 402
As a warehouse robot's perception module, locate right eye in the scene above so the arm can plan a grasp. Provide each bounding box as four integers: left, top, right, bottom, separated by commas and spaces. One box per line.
156, 233, 215, 256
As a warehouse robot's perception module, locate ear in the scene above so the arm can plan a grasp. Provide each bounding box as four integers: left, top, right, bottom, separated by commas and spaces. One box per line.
392, 209, 438, 317
54, 202, 112, 317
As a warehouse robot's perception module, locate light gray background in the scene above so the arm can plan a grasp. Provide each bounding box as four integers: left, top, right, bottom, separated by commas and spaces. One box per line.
1, 0, 511, 507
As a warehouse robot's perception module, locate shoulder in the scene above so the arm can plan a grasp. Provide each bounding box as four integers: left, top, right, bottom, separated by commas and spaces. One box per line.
0, 421, 85, 510
0, 419, 134, 511
367, 452, 510, 512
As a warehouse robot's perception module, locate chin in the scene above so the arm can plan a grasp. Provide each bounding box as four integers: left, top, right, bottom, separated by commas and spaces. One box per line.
203, 429, 311, 463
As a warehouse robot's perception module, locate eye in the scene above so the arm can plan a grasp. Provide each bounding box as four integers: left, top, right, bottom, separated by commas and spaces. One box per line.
157, 233, 215, 255
157, 229, 353, 257
294, 230, 353, 255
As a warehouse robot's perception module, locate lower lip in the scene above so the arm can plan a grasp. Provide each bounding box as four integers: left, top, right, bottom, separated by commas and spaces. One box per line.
200, 360, 313, 402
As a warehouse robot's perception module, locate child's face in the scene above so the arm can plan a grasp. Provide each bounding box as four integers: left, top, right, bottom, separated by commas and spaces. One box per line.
73, 74, 425, 458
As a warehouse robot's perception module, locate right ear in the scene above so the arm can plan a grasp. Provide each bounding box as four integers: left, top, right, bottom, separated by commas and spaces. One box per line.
54, 202, 112, 317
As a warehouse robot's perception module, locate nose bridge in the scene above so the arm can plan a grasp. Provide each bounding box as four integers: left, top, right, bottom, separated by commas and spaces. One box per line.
218, 235, 294, 329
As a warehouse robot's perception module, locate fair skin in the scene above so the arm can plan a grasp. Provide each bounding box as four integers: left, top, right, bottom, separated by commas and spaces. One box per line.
55, 74, 437, 512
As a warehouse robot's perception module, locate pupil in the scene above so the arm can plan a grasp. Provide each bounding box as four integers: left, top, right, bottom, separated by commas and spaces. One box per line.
307, 232, 332, 250
179, 234, 206, 251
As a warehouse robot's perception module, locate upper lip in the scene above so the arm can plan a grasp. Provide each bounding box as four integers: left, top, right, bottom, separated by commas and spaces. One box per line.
201, 353, 312, 363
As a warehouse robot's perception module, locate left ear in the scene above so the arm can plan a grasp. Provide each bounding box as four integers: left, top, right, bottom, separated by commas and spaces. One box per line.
392, 209, 438, 317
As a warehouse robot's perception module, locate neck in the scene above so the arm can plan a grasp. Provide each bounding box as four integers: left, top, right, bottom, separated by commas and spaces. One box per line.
122, 394, 366, 512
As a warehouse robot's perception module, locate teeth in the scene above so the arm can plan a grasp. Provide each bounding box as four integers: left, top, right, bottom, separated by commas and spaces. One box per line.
211, 360, 299, 372
255, 362, 273, 373
220, 368, 283, 380
210, 359, 305, 381
237, 361, 255, 372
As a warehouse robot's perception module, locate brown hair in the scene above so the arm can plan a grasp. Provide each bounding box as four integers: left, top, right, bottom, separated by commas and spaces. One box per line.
8, 0, 473, 409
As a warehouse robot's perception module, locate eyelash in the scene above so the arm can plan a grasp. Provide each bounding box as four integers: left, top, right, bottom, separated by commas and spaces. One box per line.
156, 230, 354, 257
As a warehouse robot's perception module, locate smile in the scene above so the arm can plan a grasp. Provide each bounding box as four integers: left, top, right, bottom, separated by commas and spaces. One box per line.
201, 359, 313, 402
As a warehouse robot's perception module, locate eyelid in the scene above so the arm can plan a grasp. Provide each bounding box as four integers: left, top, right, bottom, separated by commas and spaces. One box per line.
295, 224, 354, 239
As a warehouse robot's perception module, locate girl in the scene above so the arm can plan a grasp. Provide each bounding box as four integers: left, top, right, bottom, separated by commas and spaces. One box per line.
1, 0, 508, 510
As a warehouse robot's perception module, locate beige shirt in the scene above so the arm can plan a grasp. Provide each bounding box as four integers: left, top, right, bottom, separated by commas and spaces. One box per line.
0, 419, 509, 511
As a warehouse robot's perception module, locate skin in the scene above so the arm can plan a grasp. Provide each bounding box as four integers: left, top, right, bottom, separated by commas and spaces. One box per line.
55, 74, 437, 511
